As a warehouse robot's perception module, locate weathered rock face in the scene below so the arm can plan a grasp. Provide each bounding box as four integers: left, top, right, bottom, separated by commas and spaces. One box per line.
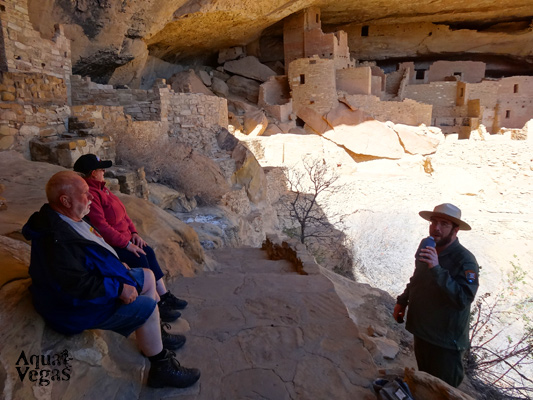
26, 0, 533, 84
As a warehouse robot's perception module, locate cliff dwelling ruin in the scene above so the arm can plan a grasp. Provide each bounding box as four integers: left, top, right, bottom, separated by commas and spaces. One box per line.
1, 0, 531, 164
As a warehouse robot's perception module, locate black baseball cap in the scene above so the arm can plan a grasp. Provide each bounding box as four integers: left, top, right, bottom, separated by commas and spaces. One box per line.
73, 154, 113, 175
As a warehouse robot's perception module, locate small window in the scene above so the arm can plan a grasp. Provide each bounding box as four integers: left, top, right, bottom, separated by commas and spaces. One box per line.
505, 110, 511, 119
309, 100, 315, 105
361, 26, 369, 37
300, 74, 305, 84
309, 60, 317, 65
0, 5, 6, 12
415, 69, 425, 80
459, 88, 464, 97
514, 84, 519, 93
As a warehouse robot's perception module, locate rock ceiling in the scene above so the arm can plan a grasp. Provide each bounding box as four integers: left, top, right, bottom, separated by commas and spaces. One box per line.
26, 0, 533, 84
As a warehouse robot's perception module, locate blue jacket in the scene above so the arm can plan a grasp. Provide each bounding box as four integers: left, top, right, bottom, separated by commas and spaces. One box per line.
22, 204, 140, 335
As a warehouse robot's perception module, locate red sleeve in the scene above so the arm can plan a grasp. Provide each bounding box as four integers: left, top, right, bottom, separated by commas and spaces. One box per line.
87, 188, 131, 248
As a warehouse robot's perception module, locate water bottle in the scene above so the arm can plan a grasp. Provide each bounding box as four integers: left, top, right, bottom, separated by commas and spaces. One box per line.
415, 236, 436, 261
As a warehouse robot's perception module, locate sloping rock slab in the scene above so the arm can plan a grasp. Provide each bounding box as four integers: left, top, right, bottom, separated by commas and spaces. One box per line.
324, 120, 405, 159
324, 102, 374, 128
392, 124, 441, 155
224, 56, 277, 83
296, 106, 330, 134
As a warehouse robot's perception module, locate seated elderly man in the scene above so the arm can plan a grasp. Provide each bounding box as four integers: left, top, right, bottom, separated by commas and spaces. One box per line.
22, 171, 200, 389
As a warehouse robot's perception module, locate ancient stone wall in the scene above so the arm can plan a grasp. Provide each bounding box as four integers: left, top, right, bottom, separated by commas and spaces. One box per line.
336, 66, 371, 95
0, 71, 69, 152
71, 75, 228, 135
283, 7, 353, 74
403, 81, 458, 107
343, 94, 432, 126
0, 0, 71, 81
288, 56, 337, 115
463, 76, 533, 132
166, 92, 228, 155
426, 61, 485, 83
71, 75, 162, 121
344, 21, 533, 75
258, 76, 293, 122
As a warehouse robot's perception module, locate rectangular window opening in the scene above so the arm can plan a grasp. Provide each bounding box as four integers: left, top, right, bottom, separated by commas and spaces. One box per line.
300, 74, 305, 84
514, 84, 519, 93
361, 26, 369, 37
505, 110, 511, 119
415, 69, 426, 80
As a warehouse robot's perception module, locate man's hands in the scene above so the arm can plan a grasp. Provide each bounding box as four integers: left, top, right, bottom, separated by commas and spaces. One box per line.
131, 233, 147, 248
120, 283, 138, 304
418, 246, 439, 269
393, 304, 406, 323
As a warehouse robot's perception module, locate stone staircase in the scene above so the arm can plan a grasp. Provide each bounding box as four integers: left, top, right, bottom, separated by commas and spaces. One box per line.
139, 247, 377, 399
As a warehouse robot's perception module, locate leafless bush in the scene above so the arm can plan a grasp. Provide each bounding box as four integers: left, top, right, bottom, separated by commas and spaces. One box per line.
466, 259, 533, 399
283, 156, 341, 244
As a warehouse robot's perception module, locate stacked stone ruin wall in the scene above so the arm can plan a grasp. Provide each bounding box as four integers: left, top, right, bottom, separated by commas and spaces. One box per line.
343, 94, 432, 126
70, 75, 228, 133
166, 92, 228, 137
426, 61, 485, 84
0, 71, 69, 151
403, 82, 458, 107
336, 66, 371, 95
71, 75, 162, 121
288, 57, 337, 115
0, 0, 71, 81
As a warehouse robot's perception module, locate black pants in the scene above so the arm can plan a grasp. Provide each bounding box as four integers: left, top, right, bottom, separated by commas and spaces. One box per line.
414, 336, 465, 388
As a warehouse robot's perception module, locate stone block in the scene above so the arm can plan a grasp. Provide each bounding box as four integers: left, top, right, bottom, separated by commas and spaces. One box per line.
1, 92, 16, 101
0, 135, 15, 149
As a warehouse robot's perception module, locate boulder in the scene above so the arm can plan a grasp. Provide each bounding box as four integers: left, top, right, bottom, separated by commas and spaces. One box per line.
218, 46, 245, 64
392, 124, 441, 155
148, 182, 198, 213
244, 110, 268, 136
226, 75, 261, 103
404, 368, 475, 400
224, 56, 277, 83
263, 124, 282, 136
324, 120, 405, 159
168, 70, 215, 96
197, 69, 212, 87
296, 106, 330, 135
324, 102, 374, 128
231, 143, 268, 204
211, 76, 230, 97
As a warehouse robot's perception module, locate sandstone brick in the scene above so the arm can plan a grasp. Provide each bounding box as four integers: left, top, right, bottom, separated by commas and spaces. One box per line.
0, 135, 15, 149
1, 92, 16, 101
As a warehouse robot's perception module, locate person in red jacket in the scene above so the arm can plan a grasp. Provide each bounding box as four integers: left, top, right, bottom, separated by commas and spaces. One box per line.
74, 154, 186, 322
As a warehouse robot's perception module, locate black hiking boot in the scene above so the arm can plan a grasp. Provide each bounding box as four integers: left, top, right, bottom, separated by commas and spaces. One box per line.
147, 350, 201, 388
159, 301, 181, 323
159, 291, 188, 310
161, 322, 186, 350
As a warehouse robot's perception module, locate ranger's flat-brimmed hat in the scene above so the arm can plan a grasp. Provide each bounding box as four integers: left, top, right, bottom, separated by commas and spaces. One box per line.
419, 203, 471, 231
73, 154, 112, 175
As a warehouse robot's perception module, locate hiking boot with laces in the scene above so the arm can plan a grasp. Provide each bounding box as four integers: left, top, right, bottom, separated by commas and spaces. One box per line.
158, 300, 181, 323
159, 291, 188, 310
161, 323, 186, 350
147, 350, 201, 388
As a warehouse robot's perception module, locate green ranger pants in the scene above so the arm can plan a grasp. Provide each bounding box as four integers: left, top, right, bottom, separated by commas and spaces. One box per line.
414, 336, 465, 388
